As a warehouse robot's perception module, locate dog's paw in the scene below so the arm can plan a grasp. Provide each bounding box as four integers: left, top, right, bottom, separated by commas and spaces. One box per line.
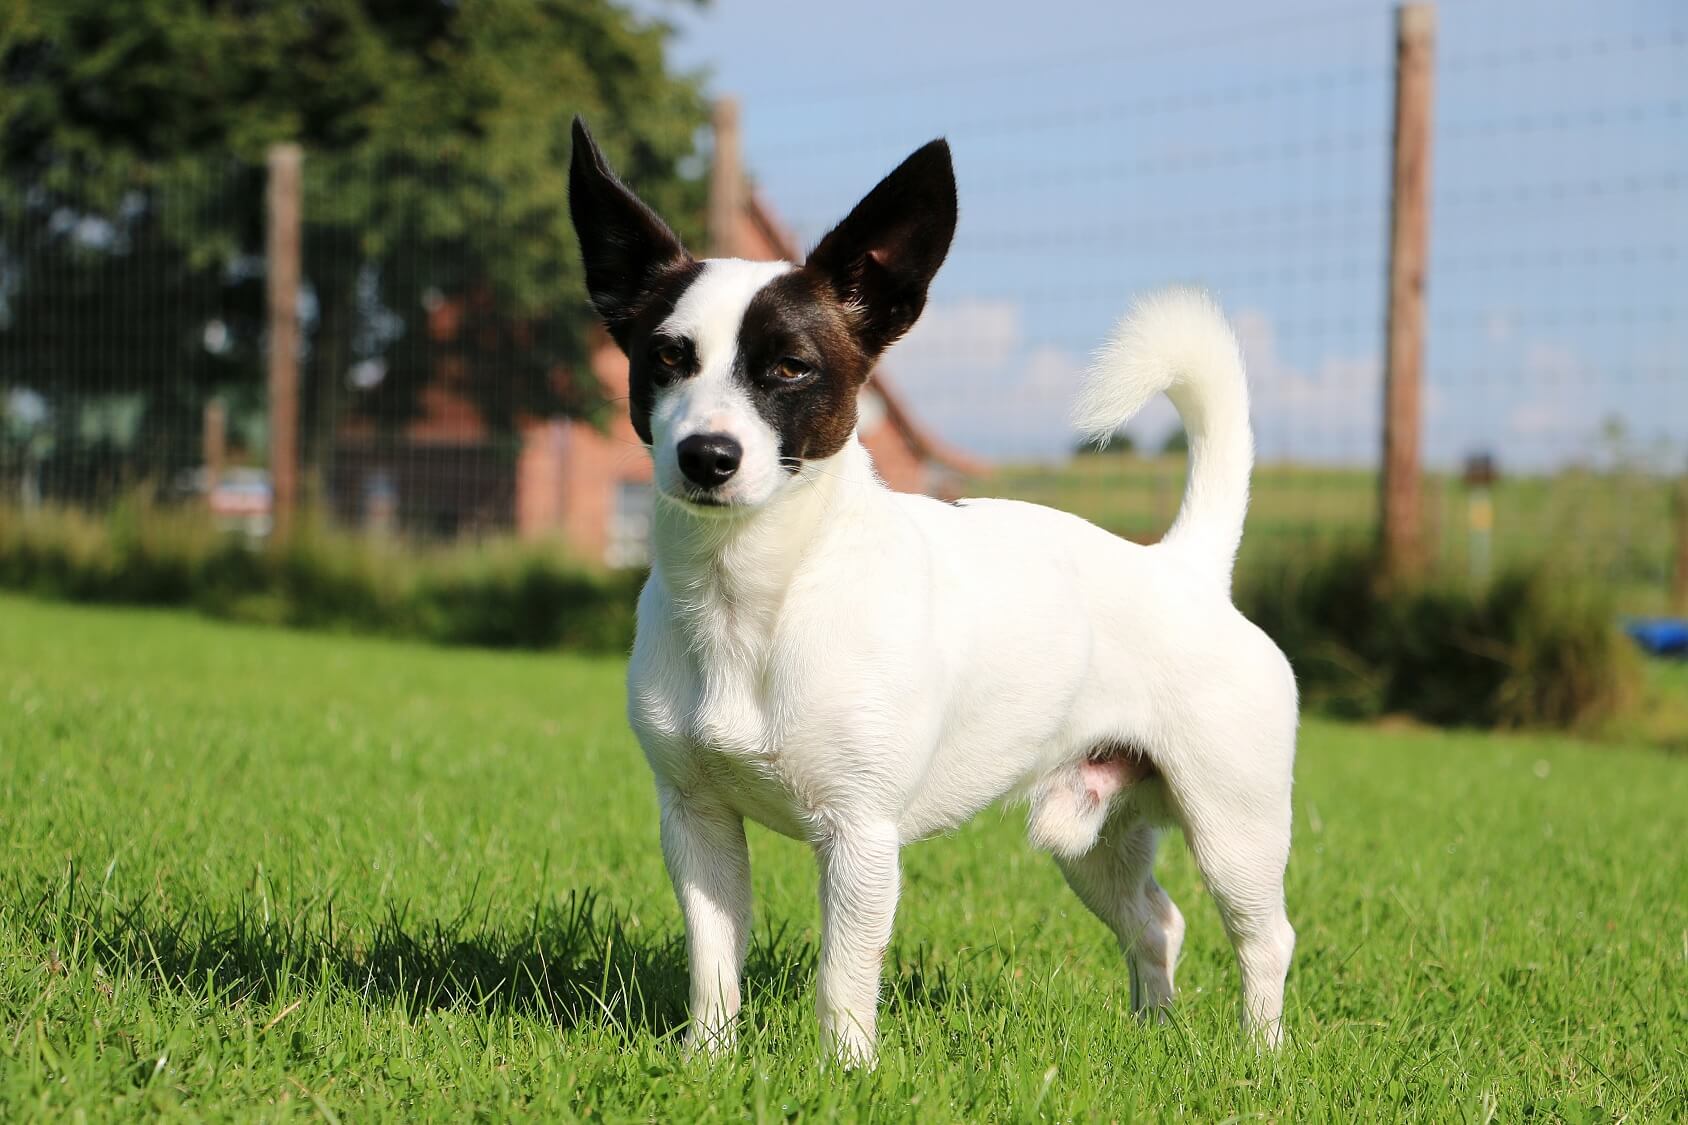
682, 1018, 737, 1060
821, 1015, 878, 1071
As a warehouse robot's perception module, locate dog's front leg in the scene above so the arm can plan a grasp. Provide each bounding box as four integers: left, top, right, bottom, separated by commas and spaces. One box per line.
814, 819, 899, 1068
659, 787, 751, 1054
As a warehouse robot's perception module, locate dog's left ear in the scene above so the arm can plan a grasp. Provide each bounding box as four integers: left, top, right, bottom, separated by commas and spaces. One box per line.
806, 139, 957, 358
569, 117, 691, 348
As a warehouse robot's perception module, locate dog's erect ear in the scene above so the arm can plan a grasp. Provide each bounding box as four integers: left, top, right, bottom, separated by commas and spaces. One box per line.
806, 139, 957, 358
569, 117, 690, 347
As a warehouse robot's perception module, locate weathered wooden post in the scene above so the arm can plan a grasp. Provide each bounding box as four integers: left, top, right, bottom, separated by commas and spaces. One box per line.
1379, 3, 1435, 581
266, 143, 302, 545
1671, 476, 1688, 614
202, 398, 226, 502
709, 97, 744, 259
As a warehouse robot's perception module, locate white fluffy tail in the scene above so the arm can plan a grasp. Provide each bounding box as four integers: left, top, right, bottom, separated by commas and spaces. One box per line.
1073, 288, 1252, 587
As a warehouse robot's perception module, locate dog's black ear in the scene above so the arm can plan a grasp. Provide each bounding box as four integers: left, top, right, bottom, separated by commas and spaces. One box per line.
569, 117, 690, 347
806, 139, 957, 357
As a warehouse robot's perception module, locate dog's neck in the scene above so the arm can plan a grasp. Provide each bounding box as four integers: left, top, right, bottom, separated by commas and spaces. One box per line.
649, 438, 877, 647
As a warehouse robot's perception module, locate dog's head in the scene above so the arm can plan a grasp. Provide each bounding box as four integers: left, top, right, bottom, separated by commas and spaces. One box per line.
568, 119, 956, 513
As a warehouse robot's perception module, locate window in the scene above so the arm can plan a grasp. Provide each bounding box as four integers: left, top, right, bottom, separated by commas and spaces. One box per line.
607, 481, 653, 567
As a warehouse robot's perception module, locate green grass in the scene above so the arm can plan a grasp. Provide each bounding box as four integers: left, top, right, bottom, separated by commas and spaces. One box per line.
2, 595, 1684, 1121
986, 457, 1684, 615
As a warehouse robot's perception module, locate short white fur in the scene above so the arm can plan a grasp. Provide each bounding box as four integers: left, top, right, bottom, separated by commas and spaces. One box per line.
630, 285, 1299, 1067
649, 258, 794, 509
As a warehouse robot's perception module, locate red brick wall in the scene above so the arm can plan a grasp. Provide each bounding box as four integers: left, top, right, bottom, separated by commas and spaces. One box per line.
517, 333, 652, 561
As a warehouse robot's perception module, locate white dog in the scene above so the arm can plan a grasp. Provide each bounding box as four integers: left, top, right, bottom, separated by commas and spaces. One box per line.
569, 120, 1298, 1066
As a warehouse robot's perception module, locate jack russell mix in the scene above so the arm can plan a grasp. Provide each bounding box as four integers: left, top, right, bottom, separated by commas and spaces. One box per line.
568, 119, 1298, 1066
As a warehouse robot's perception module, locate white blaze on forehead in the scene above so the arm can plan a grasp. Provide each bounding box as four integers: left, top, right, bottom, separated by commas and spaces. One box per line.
658, 258, 793, 372
648, 258, 794, 506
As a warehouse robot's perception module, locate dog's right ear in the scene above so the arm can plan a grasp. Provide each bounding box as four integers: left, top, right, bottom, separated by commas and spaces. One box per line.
569, 118, 691, 348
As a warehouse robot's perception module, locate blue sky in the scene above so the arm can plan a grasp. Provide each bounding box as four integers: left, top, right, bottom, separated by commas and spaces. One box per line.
637, 0, 1686, 470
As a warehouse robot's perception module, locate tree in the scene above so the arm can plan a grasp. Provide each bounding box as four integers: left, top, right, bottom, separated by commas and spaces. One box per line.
1, 0, 706, 497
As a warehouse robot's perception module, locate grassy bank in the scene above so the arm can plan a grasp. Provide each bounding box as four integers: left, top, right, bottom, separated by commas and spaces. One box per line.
985, 455, 1683, 616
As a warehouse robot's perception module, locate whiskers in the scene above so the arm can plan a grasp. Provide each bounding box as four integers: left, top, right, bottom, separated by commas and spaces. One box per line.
777, 456, 875, 491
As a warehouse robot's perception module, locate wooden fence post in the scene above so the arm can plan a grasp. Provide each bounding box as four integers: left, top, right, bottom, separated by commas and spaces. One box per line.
266, 143, 302, 545
1380, 3, 1435, 580
1671, 477, 1688, 615
708, 97, 743, 258
202, 398, 226, 501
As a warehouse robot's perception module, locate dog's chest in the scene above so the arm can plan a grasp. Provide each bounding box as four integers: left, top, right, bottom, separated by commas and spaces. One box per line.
630, 619, 816, 839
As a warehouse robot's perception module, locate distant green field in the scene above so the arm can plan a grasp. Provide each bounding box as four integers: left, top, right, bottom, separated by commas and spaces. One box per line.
981, 456, 1682, 613
2, 595, 1685, 1120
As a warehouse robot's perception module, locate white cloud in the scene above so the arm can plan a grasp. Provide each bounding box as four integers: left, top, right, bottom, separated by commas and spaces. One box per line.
883, 297, 1086, 461
1229, 308, 1382, 464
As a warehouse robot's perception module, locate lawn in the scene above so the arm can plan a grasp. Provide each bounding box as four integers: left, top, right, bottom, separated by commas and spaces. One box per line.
1, 594, 1684, 1121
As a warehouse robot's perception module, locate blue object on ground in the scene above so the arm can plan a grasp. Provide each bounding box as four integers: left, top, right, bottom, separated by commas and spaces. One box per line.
1624, 618, 1688, 656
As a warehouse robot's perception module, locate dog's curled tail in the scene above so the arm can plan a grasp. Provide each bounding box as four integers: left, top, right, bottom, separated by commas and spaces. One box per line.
1073, 288, 1252, 587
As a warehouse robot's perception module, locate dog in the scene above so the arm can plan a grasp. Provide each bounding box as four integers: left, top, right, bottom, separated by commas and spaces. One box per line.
568, 119, 1298, 1066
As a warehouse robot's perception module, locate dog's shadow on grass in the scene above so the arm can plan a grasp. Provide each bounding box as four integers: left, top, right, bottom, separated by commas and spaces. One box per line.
22, 876, 816, 1038
22, 870, 986, 1037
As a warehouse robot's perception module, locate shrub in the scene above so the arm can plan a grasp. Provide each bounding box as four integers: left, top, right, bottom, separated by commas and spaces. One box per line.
2, 503, 1642, 729
408, 546, 641, 652
1238, 544, 1637, 730
0, 501, 636, 654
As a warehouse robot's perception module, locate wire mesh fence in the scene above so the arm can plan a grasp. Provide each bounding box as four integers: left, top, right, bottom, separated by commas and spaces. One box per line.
0, 160, 263, 512
1, 1, 1684, 610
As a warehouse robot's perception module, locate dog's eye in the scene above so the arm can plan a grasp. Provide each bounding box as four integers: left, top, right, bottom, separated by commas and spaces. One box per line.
773, 357, 812, 381
653, 343, 685, 370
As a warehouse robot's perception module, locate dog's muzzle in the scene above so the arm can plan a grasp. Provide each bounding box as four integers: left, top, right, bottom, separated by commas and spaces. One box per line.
676, 433, 743, 491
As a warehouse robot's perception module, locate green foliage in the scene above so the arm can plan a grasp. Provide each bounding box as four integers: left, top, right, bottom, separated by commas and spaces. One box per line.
1239, 544, 1639, 729
0, 501, 638, 652
408, 544, 641, 651
1, 0, 708, 488
0, 597, 1682, 1119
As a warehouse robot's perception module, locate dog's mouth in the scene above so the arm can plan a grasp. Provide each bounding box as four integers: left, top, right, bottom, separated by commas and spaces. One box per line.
661, 486, 745, 514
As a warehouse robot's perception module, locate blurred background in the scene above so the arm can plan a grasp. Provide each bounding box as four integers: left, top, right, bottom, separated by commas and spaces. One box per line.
2, 0, 1684, 722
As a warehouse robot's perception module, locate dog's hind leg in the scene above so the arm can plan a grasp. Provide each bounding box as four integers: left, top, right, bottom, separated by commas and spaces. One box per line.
1055, 821, 1185, 1014
1175, 777, 1296, 1047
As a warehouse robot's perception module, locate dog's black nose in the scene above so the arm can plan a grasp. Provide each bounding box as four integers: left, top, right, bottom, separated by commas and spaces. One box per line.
676, 433, 743, 488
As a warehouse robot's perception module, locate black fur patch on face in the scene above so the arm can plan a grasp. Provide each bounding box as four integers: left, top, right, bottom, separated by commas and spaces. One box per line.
619, 260, 704, 445
734, 270, 876, 468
